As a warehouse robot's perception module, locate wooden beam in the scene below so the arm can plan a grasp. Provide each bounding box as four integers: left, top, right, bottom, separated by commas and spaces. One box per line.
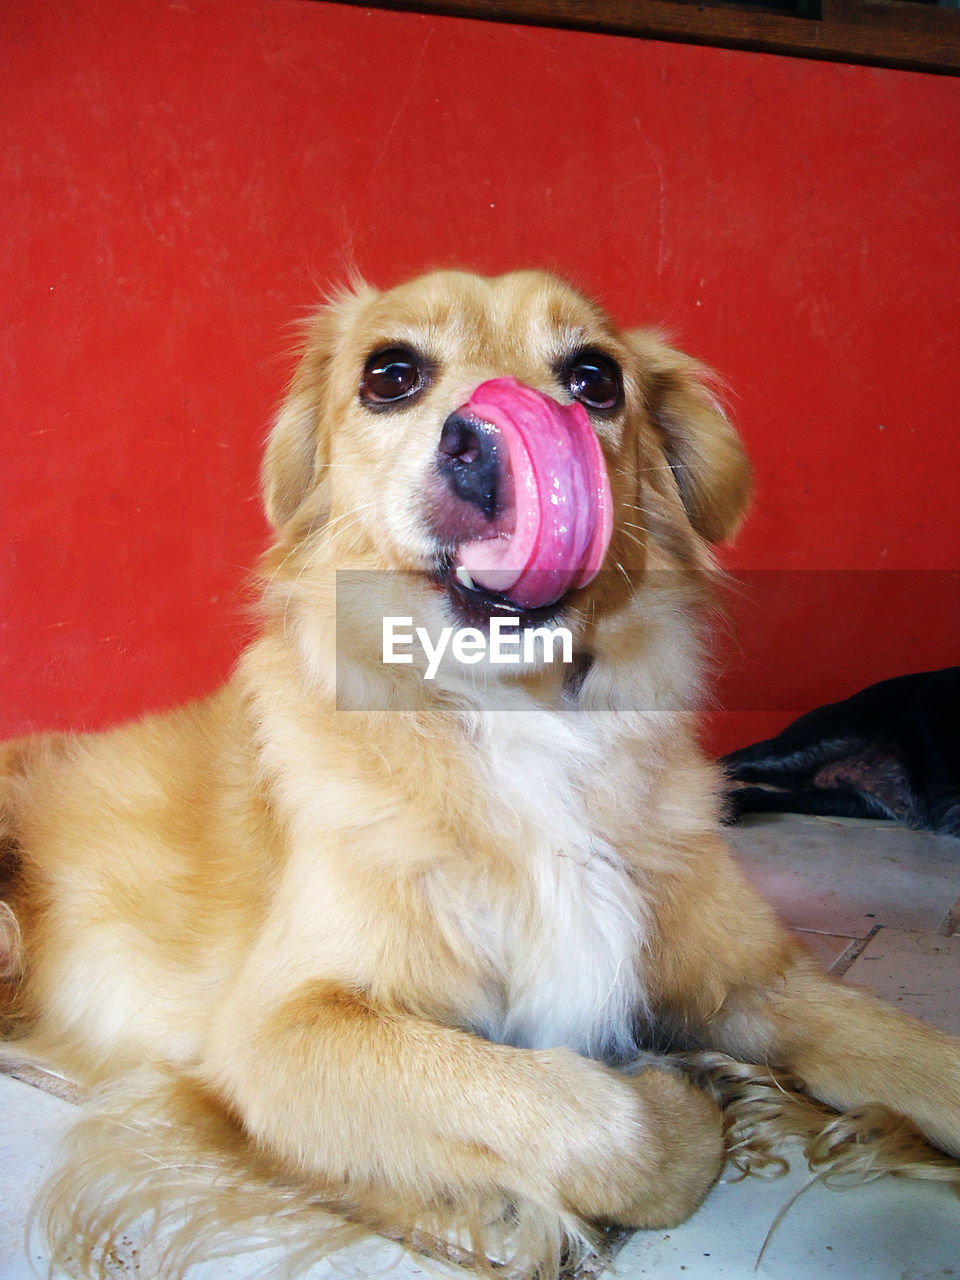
323, 0, 960, 75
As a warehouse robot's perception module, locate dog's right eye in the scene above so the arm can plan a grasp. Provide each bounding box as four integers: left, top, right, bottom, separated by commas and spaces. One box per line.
360, 348, 425, 407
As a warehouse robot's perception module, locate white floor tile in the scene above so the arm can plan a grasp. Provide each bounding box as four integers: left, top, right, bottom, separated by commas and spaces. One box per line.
727, 814, 960, 936
844, 926, 960, 1035
0, 1073, 76, 1280
613, 1143, 960, 1279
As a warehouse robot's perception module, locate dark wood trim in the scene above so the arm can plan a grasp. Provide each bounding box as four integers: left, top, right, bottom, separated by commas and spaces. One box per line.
325, 0, 960, 75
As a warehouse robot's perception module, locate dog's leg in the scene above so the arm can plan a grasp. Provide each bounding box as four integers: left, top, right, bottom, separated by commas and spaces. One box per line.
720, 723, 864, 784
724, 782, 896, 823
656, 846, 960, 1159
203, 980, 724, 1237
720, 958, 960, 1160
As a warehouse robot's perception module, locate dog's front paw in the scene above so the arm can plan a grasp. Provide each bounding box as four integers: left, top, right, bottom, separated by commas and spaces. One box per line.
556, 1066, 724, 1230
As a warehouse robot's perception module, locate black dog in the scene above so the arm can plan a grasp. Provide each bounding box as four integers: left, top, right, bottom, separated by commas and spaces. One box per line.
721, 667, 960, 836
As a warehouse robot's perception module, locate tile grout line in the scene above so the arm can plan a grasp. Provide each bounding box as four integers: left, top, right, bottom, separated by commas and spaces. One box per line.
793, 928, 860, 939
829, 924, 883, 977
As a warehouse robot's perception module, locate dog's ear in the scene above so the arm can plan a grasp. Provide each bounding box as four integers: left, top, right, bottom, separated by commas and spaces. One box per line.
627, 330, 752, 544
263, 283, 377, 530
261, 309, 340, 530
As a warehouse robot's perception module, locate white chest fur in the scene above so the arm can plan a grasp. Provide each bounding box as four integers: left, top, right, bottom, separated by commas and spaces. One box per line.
447, 709, 649, 1061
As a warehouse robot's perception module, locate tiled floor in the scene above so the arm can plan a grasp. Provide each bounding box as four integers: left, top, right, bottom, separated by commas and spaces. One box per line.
2, 813, 959, 1279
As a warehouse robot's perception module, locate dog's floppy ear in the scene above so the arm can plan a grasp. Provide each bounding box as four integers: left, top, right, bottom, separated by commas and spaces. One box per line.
261, 308, 340, 530
628, 330, 752, 544
263, 284, 376, 530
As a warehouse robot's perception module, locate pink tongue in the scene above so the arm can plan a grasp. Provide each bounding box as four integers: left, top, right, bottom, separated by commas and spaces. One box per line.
457, 377, 613, 610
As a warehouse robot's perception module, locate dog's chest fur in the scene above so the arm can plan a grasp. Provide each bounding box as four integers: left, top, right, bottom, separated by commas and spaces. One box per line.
437, 709, 648, 1061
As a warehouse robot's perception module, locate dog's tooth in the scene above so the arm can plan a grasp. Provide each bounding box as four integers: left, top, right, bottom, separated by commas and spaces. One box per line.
455, 565, 475, 590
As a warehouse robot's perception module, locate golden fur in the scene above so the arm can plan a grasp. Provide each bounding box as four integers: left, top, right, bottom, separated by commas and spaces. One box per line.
2, 269, 959, 1278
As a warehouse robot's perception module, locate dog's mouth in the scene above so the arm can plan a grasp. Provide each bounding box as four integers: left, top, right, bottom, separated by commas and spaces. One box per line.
429, 377, 613, 629
435, 557, 569, 630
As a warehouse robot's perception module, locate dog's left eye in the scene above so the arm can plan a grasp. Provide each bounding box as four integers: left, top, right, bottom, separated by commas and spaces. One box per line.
360, 347, 425, 406
563, 351, 623, 412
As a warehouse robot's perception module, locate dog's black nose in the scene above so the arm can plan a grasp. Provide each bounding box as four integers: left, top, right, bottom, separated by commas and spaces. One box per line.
436, 412, 502, 519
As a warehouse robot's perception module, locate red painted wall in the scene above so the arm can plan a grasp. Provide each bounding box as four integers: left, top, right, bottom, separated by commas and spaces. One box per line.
2, 0, 959, 752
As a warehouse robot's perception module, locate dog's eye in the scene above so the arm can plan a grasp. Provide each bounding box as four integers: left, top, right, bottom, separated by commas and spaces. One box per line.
563, 351, 623, 412
360, 347, 425, 406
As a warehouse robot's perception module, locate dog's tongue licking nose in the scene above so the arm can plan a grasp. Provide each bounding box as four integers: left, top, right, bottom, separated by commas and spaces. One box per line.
456, 377, 613, 610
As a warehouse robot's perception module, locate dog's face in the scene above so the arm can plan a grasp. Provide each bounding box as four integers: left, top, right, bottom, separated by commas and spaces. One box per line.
261, 270, 750, 695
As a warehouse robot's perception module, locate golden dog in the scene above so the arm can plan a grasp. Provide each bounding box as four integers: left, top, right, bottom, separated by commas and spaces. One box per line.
2, 270, 959, 1277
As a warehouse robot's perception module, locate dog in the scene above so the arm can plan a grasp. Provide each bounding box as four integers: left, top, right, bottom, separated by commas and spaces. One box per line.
2, 269, 959, 1278
722, 667, 960, 836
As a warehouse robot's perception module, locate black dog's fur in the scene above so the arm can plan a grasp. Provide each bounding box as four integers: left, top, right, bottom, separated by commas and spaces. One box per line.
721, 668, 960, 836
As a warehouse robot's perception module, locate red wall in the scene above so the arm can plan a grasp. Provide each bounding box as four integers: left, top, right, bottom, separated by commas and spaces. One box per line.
2, 0, 959, 752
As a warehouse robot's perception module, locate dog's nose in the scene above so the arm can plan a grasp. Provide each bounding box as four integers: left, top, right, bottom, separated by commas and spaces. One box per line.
436, 412, 502, 519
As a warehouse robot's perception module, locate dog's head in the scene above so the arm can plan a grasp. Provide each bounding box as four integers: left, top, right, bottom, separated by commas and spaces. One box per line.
261, 270, 749, 704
